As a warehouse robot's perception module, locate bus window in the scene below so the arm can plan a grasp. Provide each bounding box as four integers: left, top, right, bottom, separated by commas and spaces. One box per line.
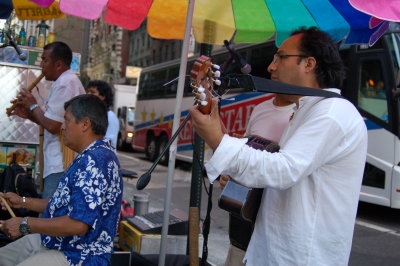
149, 70, 167, 99
362, 162, 385, 189
127, 107, 135, 126
386, 33, 400, 88
247, 44, 276, 78
357, 59, 389, 123
165, 66, 179, 97
138, 73, 150, 100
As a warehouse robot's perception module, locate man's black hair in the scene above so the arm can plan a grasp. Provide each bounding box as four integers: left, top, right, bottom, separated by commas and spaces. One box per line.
44, 41, 72, 66
86, 80, 114, 109
64, 94, 108, 136
291, 27, 346, 88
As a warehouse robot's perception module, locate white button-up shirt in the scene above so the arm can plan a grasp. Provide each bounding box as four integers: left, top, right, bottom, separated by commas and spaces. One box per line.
43, 70, 85, 177
206, 89, 368, 266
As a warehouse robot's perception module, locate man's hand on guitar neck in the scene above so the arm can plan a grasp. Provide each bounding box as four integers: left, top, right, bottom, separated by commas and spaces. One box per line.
189, 99, 225, 150
219, 175, 231, 189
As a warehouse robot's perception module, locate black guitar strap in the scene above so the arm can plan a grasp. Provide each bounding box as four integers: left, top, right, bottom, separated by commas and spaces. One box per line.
251, 75, 344, 98
221, 74, 344, 99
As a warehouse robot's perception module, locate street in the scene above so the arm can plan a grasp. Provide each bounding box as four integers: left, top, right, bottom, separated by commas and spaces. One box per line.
117, 151, 400, 266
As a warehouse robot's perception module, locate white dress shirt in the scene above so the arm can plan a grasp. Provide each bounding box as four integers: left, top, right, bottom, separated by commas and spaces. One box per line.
43, 69, 85, 178
106, 110, 119, 149
206, 89, 368, 266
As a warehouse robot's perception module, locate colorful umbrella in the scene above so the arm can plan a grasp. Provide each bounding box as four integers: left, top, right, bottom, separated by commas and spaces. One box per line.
349, 0, 400, 22
1, 2, 399, 265
1, 0, 400, 46
82, 0, 398, 46
0, 0, 13, 19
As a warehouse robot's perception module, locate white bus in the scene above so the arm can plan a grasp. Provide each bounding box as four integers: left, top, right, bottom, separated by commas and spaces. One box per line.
340, 30, 400, 208
132, 45, 275, 164
133, 29, 400, 208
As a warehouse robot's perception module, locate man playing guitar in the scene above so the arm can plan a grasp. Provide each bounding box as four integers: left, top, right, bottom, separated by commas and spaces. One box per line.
190, 27, 368, 266
220, 94, 294, 266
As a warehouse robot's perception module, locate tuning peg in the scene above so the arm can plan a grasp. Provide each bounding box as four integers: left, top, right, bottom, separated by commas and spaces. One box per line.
212, 64, 220, 70
213, 79, 221, 86
192, 90, 206, 100
194, 97, 208, 106
199, 92, 206, 100
212, 70, 221, 78
191, 84, 205, 92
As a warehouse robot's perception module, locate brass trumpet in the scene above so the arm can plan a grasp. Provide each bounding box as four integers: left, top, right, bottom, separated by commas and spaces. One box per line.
6, 73, 45, 116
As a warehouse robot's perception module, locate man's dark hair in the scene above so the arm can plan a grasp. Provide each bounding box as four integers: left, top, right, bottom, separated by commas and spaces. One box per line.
44, 41, 72, 66
64, 94, 108, 136
86, 80, 114, 108
291, 27, 345, 88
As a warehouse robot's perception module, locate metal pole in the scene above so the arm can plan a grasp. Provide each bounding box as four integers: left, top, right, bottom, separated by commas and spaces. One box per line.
190, 43, 212, 209
186, 44, 212, 265
158, 0, 196, 265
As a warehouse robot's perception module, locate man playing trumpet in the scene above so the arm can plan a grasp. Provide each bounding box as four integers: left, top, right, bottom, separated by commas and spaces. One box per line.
10, 41, 85, 199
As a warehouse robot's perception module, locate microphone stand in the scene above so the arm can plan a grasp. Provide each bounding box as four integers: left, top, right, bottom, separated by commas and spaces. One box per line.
136, 114, 191, 190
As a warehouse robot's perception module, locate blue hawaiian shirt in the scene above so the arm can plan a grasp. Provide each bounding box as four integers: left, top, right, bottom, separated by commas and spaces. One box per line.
41, 138, 123, 266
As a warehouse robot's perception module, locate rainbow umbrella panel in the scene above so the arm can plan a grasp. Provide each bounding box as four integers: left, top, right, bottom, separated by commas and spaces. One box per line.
1, 0, 400, 46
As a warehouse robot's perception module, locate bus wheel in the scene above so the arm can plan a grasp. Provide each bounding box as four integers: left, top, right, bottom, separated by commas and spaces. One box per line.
145, 137, 158, 161
158, 135, 169, 165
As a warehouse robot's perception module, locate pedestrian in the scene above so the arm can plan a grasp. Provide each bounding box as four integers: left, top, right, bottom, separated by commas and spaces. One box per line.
86, 80, 119, 149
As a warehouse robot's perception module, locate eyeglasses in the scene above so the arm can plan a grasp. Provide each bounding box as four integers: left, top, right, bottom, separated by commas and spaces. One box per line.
272, 53, 309, 64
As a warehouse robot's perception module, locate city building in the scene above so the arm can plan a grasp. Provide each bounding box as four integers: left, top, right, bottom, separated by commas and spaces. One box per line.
128, 19, 185, 68
85, 16, 130, 84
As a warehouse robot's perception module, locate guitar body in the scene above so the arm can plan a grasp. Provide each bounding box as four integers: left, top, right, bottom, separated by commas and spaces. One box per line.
221, 183, 263, 251
218, 135, 279, 250
219, 181, 263, 222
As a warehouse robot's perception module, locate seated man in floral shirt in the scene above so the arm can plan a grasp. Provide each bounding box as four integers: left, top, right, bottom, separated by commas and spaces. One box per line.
0, 94, 123, 266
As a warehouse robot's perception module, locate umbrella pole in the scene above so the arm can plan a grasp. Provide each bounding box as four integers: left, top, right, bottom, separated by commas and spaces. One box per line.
158, 0, 196, 265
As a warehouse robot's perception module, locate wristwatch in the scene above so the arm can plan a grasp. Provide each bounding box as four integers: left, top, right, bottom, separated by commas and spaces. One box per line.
19, 217, 30, 235
29, 104, 39, 112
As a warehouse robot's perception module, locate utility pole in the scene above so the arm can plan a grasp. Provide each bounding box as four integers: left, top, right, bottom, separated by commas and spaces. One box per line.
187, 43, 212, 265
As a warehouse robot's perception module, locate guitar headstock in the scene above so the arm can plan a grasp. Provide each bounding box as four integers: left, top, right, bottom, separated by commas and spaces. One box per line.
190, 55, 221, 114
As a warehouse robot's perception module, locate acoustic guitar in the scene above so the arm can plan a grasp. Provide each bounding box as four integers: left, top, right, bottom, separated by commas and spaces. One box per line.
217, 135, 279, 250
218, 136, 279, 222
